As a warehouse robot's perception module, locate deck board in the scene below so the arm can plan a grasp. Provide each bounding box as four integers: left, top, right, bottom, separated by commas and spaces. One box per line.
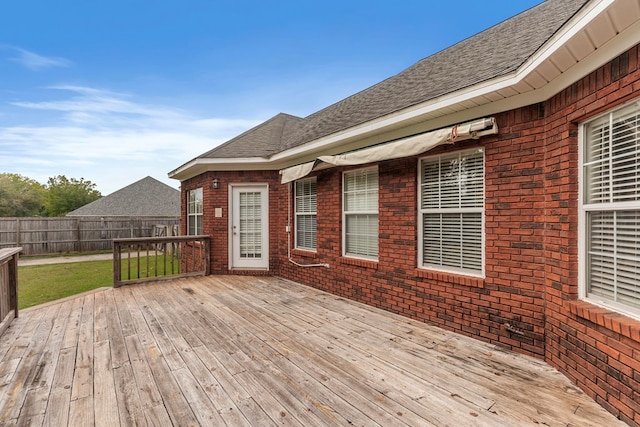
0, 275, 626, 426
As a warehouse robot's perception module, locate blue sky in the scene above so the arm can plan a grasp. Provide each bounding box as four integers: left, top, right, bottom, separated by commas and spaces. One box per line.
1, 0, 542, 195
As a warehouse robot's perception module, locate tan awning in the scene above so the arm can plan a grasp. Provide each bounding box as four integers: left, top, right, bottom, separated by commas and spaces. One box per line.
280, 161, 316, 184
280, 117, 497, 183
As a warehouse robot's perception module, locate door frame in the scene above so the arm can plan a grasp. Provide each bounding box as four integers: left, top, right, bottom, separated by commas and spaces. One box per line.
228, 183, 269, 270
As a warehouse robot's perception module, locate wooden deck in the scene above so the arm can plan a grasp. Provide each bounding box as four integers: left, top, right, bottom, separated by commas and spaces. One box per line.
0, 275, 624, 426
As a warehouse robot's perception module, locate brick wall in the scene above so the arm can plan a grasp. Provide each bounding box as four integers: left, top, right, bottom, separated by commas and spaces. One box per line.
179, 44, 640, 425
542, 45, 640, 426
278, 125, 549, 358
180, 170, 285, 274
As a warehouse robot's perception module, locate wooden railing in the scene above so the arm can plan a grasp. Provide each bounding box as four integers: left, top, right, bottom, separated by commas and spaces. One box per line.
113, 236, 210, 287
0, 247, 21, 337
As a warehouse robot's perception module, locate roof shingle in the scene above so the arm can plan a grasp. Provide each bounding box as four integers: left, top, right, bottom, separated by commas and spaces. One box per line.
67, 176, 180, 217
199, 0, 589, 161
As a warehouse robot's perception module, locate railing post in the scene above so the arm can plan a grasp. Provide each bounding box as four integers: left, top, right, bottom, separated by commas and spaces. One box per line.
9, 251, 18, 318
204, 237, 211, 275
113, 241, 122, 288
0, 247, 22, 337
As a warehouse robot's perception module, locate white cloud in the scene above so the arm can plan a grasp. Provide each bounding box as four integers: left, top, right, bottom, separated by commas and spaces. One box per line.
0, 85, 261, 194
13, 85, 180, 119
4, 46, 71, 70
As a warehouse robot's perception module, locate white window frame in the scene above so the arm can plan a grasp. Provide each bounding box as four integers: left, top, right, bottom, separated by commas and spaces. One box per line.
418, 148, 485, 277
294, 178, 317, 251
187, 187, 203, 236
578, 99, 640, 320
342, 166, 379, 261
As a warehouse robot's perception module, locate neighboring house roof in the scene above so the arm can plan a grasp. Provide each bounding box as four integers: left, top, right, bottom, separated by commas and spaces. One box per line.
66, 176, 180, 217
170, 0, 640, 181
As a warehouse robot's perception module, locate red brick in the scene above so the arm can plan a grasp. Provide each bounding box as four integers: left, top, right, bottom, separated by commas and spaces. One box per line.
178, 43, 640, 425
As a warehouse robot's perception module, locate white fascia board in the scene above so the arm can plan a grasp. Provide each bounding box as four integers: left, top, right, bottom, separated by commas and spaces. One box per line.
270, 0, 625, 165
172, 0, 637, 180
523, 17, 640, 101
168, 157, 277, 181
518, 0, 615, 76
421, 13, 640, 127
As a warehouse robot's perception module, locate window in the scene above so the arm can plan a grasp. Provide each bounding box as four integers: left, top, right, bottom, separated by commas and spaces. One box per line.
239, 191, 262, 258
295, 178, 317, 251
187, 188, 203, 235
419, 148, 484, 275
343, 167, 378, 259
581, 101, 640, 318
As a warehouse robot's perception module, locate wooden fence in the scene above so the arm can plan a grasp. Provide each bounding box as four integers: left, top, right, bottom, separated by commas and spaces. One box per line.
0, 248, 21, 337
0, 217, 179, 256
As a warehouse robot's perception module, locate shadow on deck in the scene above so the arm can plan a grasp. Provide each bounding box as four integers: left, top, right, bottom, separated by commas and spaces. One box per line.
0, 275, 624, 426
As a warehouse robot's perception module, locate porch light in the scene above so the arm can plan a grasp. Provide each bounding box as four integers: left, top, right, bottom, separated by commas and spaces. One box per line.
212, 178, 219, 189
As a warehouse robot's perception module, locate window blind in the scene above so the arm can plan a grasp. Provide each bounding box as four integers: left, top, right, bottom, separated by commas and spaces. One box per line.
583, 102, 640, 312
295, 179, 317, 251
343, 168, 378, 259
420, 149, 484, 274
187, 188, 203, 235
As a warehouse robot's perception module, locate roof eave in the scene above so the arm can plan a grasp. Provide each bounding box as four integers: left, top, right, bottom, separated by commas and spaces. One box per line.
269, 0, 639, 165
169, 0, 640, 181
168, 157, 290, 181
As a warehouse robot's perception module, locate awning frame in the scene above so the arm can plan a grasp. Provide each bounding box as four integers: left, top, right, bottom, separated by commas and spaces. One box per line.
280, 117, 498, 183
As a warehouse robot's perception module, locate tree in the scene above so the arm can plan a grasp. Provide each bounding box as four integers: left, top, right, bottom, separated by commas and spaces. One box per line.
0, 173, 46, 217
45, 175, 102, 217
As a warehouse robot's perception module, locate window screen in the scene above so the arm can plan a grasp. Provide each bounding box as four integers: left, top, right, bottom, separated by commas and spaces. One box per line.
187, 188, 203, 235
583, 103, 640, 313
295, 178, 317, 251
420, 149, 484, 274
343, 167, 378, 259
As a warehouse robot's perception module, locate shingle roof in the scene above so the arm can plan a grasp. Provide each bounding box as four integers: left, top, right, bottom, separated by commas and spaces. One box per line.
66, 176, 180, 217
197, 0, 589, 161
200, 113, 305, 158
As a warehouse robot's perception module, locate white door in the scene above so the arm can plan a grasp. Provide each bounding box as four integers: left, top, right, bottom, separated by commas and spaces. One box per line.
230, 185, 269, 269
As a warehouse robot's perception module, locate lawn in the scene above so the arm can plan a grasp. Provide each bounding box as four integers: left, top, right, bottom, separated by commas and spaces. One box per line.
18, 255, 181, 309
19, 260, 113, 309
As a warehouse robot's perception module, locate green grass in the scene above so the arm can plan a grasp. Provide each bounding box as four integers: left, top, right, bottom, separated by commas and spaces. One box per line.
120, 254, 181, 280
18, 255, 181, 309
19, 260, 113, 309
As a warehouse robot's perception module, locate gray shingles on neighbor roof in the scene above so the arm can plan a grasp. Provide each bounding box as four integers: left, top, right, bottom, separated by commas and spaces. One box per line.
66, 176, 180, 217
199, 0, 589, 161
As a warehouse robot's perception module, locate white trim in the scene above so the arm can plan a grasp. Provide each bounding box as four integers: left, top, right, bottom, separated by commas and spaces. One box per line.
417, 148, 485, 277
294, 177, 318, 252
516, 0, 614, 83
578, 120, 587, 300
228, 183, 270, 270
578, 98, 640, 320
170, 157, 275, 181
187, 187, 203, 236
168, 0, 640, 183
342, 166, 379, 261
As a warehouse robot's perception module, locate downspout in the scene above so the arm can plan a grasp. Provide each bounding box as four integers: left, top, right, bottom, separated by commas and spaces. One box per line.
286, 182, 330, 268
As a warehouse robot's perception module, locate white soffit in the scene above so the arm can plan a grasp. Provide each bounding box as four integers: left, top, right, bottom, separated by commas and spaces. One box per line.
170, 0, 640, 182
273, 1, 640, 169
